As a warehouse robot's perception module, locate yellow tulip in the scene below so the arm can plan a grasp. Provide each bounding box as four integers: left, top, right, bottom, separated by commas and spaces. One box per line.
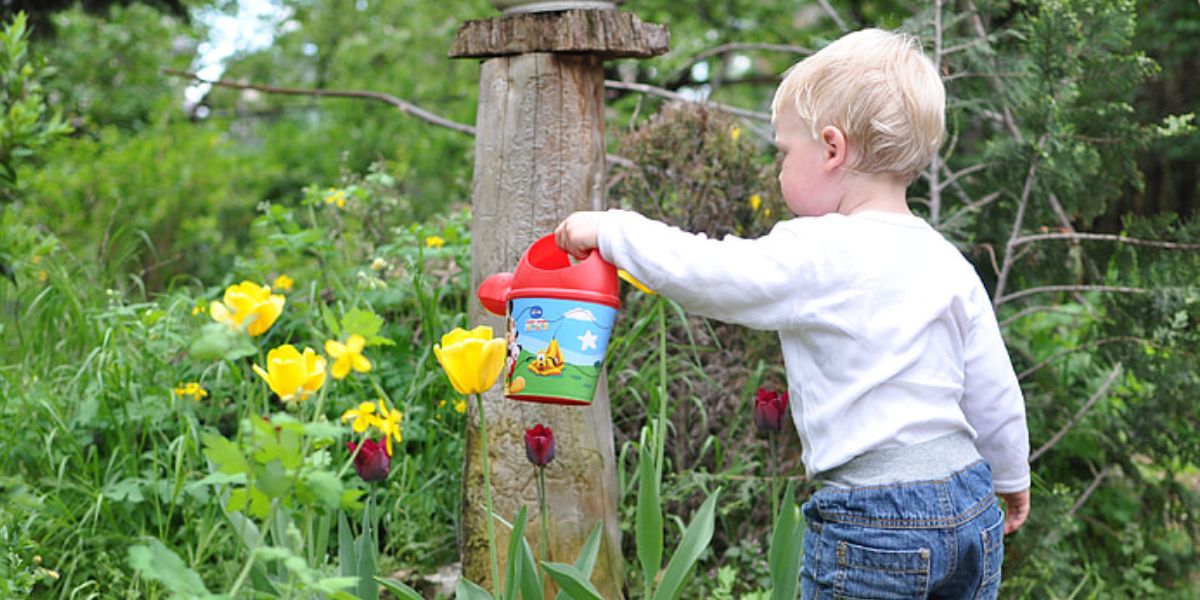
252, 344, 326, 404
210, 281, 285, 337
325, 334, 372, 380
433, 326, 506, 395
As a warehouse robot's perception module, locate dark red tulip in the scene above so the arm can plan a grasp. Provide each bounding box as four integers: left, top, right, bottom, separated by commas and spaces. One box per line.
524, 423, 556, 466
347, 439, 390, 482
754, 387, 789, 433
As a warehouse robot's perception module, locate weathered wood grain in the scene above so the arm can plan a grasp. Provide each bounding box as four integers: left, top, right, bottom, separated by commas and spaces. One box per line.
450, 9, 669, 59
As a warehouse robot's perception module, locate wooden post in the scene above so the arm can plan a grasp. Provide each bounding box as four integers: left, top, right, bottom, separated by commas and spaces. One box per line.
450, 9, 667, 599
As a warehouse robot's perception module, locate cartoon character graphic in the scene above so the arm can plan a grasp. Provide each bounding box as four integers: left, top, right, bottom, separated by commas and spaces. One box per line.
529, 338, 565, 376
505, 315, 526, 393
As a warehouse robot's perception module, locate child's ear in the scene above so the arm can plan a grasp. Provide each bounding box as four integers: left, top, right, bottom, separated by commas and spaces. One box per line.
820, 126, 848, 170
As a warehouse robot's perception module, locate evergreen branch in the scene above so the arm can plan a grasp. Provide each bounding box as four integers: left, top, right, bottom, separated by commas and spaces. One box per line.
942, 36, 993, 56
604, 80, 772, 123
161, 68, 478, 136
1011, 232, 1200, 250
1030, 362, 1122, 463
997, 285, 1148, 308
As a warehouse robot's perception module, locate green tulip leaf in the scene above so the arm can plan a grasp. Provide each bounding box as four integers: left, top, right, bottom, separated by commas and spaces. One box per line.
375, 577, 424, 600
768, 482, 804, 600
518, 532, 544, 600
542, 562, 605, 600
651, 487, 721, 600
456, 578, 494, 600
502, 506, 528, 600
636, 434, 663, 593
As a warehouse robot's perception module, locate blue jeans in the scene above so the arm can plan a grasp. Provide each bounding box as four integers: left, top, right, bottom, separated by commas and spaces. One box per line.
800, 460, 1004, 599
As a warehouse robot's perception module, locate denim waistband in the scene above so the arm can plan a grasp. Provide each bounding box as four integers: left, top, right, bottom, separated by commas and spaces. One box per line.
808, 460, 996, 530
816, 431, 982, 489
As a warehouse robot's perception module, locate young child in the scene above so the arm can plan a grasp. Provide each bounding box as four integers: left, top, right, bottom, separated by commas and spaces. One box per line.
555, 28, 1030, 599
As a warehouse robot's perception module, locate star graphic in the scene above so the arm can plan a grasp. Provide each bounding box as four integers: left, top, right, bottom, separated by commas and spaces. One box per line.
578, 329, 598, 351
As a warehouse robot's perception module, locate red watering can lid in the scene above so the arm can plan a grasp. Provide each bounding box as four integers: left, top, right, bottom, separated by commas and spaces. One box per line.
478, 234, 620, 315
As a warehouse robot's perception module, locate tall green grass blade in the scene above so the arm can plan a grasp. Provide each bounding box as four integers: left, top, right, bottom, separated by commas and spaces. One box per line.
337, 511, 356, 579
357, 498, 379, 600
768, 482, 804, 600
651, 487, 721, 600
542, 562, 604, 600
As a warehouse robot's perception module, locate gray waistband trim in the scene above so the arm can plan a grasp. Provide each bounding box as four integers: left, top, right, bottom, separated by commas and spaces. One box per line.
816, 431, 982, 488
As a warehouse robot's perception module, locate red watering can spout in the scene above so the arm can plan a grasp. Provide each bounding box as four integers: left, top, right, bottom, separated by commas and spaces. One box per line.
478, 272, 512, 317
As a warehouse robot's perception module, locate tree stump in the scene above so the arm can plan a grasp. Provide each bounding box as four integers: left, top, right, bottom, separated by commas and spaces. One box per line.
451, 9, 667, 599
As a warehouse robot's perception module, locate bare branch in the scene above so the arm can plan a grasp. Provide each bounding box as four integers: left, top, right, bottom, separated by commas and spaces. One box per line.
1011, 232, 1200, 251
162, 68, 478, 136
816, 0, 850, 32
943, 36, 992, 56
998, 303, 1085, 329
992, 137, 1047, 305
604, 80, 772, 123
1018, 336, 1148, 381
1068, 465, 1112, 518
939, 191, 1002, 231
928, 0, 945, 225
998, 285, 1148, 307
1030, 362, 1122, 463
687, 42, 813, 65
937, 162, 991, 192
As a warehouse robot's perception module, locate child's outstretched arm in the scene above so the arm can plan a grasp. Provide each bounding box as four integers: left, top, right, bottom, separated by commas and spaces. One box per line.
556, 210, 828, 331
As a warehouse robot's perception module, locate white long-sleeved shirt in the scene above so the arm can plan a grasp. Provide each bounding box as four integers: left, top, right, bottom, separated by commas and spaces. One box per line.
598, 209, 1031, 493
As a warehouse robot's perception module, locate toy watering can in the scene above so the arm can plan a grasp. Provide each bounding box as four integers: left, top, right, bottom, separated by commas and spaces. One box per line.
478, 234, 620, 405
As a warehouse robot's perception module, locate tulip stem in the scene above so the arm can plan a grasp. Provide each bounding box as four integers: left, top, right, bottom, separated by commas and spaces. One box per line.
537, 466, 549, 576
768, 434, 779, 522
475, 393, 501, 596
654, 297, 668, 486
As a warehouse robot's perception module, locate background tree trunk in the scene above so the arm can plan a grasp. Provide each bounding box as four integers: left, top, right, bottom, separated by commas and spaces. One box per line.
463, 52, 622, 598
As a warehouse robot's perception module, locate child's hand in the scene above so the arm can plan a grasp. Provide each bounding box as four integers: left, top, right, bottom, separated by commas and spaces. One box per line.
554, 211, 605, 260
998, 489, 1030, 535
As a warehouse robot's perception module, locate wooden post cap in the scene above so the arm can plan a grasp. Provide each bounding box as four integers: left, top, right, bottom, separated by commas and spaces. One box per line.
449, 9, 669, 59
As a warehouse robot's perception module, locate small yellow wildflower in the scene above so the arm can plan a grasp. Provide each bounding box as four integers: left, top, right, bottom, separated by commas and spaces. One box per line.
272, 274, 294, 292
438, 399, 447, 409
730, 125, 742, 142
37, 270, 47, 282
341, 401, 379, 433
324, 188, 348, 209
764, 207, 773, 219
425, 235, 445, 249
370, 257, 388, 271
32, 255, 41, 265
325, 334, 372, 380
375, 399, 404, 456
454, 399, 467, 414
174, 382, 209, 400
749, 194, 762, 212
192, 302, 206, 316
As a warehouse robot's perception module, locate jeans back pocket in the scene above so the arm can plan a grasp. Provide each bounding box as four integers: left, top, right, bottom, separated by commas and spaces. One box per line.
833, 539, 930, 599
975, 509, 1005, 599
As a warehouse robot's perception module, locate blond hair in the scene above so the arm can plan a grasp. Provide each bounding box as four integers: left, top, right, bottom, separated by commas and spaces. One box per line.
771, 28, 945, 183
